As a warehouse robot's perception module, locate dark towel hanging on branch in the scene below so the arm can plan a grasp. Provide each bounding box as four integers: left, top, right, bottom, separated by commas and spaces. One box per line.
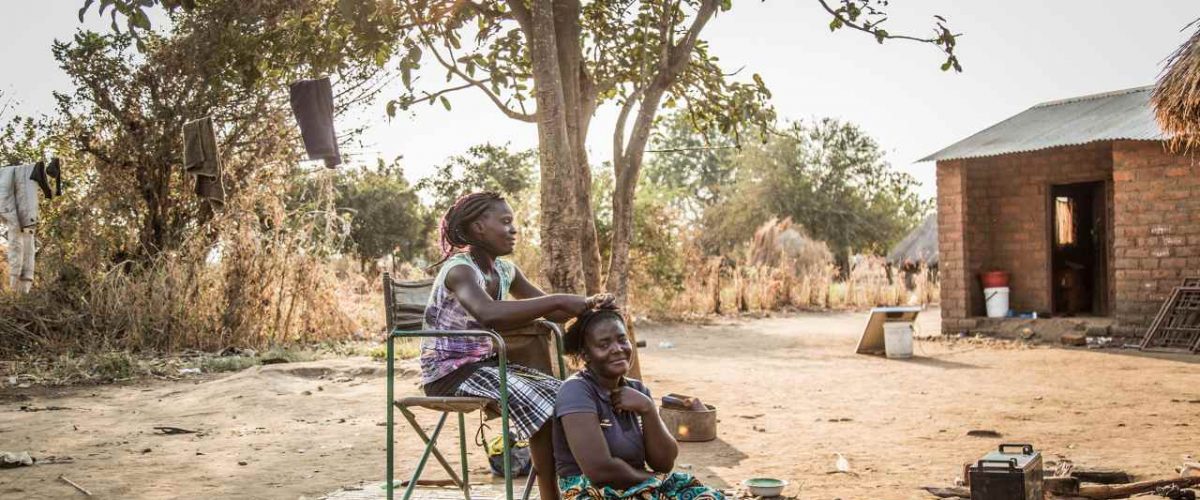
288, 77, 342, 168
181, 116, 226, 206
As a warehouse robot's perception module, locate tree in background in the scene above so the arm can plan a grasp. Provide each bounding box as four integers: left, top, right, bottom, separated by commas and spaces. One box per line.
643, 112, 738, 222
417, 143, 536, 212
705, 119, 931, 272
336, 159, 431, 272
55, 0, 392, 260
85, 0, 961, 305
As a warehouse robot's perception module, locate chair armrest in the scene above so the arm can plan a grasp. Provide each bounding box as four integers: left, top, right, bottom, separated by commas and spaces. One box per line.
388, 328, 506, 359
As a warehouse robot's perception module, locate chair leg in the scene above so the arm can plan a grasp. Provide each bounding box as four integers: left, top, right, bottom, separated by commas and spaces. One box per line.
398, 406, 466, 488
521, 468, 537, 500
387, 337, 395, 500
403, 413, 450, 500
459, 412, 470, 500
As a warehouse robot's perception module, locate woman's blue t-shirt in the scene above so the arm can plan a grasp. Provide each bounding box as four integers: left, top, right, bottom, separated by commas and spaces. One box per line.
552, 370, 652, 478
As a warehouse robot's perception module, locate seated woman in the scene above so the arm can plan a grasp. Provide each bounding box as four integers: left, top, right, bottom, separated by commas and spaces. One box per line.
553, 308, 724, 500
421, 191, 612, 500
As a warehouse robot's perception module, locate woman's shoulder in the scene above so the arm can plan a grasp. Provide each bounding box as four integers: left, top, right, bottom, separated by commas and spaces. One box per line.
561, 372, 597, 393
623, 377, 652, 397
495, 257, 518, 276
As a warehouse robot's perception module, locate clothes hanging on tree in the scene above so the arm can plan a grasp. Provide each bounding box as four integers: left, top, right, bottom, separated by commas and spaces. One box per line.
288, 77, 342, 168
0, 163, 42, 293
5, 228, 35, 293
182, 116, 222, 177
29, 158, 63, 199
181, 116, 226, 206
0, 164, 41, 229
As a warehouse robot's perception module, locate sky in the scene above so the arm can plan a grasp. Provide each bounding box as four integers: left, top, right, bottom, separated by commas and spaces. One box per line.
1, 1, 1197, 200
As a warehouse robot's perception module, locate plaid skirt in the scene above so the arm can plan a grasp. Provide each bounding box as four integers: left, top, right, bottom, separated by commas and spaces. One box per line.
449, 361, 562, 441
559, 472, 725, 500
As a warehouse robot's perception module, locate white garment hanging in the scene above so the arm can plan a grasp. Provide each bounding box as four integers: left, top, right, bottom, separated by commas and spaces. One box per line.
5, 228, 35, 293
1, 164, 40, 293
0, 164, 40, 229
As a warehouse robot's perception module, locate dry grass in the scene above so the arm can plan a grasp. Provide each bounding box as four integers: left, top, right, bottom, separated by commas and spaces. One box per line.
0, 174, 357, 360
629, 218, 938, 319
1154, 21, 1200, 152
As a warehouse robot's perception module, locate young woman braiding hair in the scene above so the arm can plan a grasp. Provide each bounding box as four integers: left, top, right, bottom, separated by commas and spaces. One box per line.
419, 191, 613, 500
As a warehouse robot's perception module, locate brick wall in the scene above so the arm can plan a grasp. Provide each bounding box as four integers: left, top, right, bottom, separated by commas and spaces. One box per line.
1111, 141, 1200, 334
936, 160, 973, 333
937, 143, 1114, 333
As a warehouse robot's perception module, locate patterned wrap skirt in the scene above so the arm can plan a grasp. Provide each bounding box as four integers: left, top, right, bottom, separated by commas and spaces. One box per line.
559, 472, 725, 500
424, 357, 562, 442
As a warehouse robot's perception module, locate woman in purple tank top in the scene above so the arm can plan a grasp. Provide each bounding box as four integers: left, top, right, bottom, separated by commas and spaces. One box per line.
421, 192, 613, 500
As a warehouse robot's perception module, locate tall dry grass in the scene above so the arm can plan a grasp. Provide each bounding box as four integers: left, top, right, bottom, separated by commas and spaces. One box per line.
0, 172, 357, 358
628, 218, 938, 319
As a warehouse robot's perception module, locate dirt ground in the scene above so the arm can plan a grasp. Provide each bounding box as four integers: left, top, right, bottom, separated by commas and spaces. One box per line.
2, 308, 1199, 500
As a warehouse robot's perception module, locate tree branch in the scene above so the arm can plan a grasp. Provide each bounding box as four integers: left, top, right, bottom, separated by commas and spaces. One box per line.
612, 85, 646, 175
407, 80, 486, 106
406, 1, 537, 122
816, 0, 958, 44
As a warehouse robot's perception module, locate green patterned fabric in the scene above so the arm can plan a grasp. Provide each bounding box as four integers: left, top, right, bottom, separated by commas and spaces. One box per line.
559, 472, 724, 500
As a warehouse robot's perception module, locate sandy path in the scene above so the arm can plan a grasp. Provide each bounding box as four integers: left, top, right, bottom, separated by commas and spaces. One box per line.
2, 309, 1198, 499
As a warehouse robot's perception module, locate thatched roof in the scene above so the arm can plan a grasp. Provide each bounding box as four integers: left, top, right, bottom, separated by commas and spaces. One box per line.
1153, 22, 1200, 152
887, 213, 938, 266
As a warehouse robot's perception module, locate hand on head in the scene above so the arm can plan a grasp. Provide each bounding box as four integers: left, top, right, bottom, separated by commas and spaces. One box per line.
585, 293, 618, 310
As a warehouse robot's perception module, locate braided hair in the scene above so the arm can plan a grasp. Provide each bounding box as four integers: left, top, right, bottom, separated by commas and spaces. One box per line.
432, 191, 506, 270
563, 308, 627, 360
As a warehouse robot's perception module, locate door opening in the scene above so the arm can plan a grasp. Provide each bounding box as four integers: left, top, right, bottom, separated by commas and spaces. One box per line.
1050, 181, 1108, 316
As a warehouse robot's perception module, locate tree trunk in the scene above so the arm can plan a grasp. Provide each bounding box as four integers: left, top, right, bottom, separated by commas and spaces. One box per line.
606, 0, 719, 305
552, 0, 603, 295
607, 86, 667, 305
528, 0, 583, 293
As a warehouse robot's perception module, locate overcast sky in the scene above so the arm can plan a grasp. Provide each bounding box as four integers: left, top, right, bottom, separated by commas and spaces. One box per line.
2, 1, 1197, 199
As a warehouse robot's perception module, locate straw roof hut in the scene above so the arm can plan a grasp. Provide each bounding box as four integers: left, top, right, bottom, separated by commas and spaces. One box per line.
1153, 20, 1200, 151
887, 213, 938, 268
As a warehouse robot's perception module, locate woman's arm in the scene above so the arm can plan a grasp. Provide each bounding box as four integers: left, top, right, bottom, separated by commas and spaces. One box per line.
612, 387, 678, 473
508, 267, 577, 322
561, 413, 654, 489
638, 404, 678, 473
446, 266, 586, 330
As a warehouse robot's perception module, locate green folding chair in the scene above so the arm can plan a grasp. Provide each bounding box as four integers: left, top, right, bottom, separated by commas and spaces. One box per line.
383, 272, 567, 500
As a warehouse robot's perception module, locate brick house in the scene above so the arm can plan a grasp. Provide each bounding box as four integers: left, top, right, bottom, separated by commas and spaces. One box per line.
922, 86, 1199, 337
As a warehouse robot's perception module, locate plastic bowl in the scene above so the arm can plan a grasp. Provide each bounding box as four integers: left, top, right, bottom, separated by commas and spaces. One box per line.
743, 477, 788, 497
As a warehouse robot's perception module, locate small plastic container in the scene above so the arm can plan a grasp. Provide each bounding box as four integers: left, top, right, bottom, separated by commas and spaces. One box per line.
883, 322, 914, 359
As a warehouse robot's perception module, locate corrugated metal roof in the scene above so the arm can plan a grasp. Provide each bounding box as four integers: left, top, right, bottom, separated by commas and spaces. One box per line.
887, 213, 938, 266
920, 86, 1165, 162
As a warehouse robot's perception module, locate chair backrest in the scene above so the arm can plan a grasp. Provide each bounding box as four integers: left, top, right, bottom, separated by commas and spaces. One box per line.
382, 272, 434, 331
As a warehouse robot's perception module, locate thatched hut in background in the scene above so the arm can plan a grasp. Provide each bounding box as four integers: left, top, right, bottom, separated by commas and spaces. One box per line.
1153, 20, 1200, 151
887, 213, 938, 289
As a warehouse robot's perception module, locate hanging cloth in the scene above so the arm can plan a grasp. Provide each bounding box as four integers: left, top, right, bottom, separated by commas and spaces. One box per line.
0, 164, 40, 293
181, 117, 226, 206
29, 158, 64, 199
288, 77, 342, 168
182, 116, 223, 177
1, 164, 40, 229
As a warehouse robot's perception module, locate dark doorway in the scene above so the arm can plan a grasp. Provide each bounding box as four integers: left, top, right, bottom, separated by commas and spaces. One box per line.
1050, 181, 1108, 316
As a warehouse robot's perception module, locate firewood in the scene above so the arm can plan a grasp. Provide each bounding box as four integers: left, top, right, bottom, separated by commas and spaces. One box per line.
1076, 476, 1200, 499
1071, 467, 1132, 484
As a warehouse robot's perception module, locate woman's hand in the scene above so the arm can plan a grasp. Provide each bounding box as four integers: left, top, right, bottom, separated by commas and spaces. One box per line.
611, 387, 655, 416
587, 293, 617, 310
